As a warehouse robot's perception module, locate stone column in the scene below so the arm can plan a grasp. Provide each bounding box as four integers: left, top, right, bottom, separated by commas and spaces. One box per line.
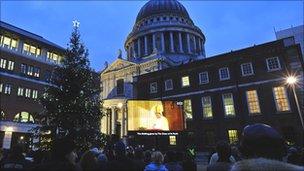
178, 32, 183, 53
198, 38, 202, 55
152, 34, 156, 51
170, 32, 174, 52
161, 32, 165, 52
187, 33, 191, 53
111, 107, 116, 135
144, 36, 148, 55
137, 38, 141, 57
132, 42, 136, 58
3, 131, 12, 149
193, 36, 197, 53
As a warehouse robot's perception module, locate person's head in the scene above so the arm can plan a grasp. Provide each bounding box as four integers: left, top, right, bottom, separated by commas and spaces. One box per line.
240, 123, 286, 160
216, 141, 231, 162
134, 147, 144, 160
51, 137, 77, 163
154, 105, 164, 118
80, 151, 98, 171
144, 150, 152, 163
151, 151, 164, 165
97, 153, 108, 163
113, 141, 126, 157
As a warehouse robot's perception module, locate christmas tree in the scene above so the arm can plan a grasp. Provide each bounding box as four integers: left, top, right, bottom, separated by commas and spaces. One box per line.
34, 23, 104, 151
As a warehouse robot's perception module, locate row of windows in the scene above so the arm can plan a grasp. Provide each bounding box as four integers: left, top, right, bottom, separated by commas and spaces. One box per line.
150, 57, 282, 93
0, 58, 14, 70
1, 111, 35, 123
0, 34, 63, 64
0, 83, 38, 99
182, 86, 290, 120
20, 63, 40, 78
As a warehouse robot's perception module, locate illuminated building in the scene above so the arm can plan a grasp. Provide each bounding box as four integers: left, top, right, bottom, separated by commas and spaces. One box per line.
100, 0, 206, 137
135, 37, 304, 149
0, 21, 65, 149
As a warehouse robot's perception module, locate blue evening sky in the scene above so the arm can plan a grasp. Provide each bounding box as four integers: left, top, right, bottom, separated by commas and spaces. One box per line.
1, 1, 303, 71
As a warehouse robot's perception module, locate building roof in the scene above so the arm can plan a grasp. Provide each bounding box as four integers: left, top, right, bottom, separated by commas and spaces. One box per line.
0, 21, 65, 51
136, 0, 190, 23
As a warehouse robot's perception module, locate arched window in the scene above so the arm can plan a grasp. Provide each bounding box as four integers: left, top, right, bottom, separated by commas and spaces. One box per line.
14, 111, 34, 123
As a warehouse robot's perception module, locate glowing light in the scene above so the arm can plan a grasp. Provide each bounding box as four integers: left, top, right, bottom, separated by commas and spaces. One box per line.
5, 127, 13, 132
20, 136, 24, 140
286, 76, 297, 85
117, 103, 123, 109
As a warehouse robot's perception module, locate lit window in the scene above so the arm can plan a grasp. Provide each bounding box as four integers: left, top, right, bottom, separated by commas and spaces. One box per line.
0, 58, 6, 69
219, 67, 230, 80
17, 87, 24, 96
169, 136, 176, 145
25, 88, 31, 98
23, 43, 30, 53
47, 51, 61, 63
34, 67, 40, 77
27, 66, 34, 76
11, 39, 18, 49
7, 61, 14, 71
183, 99, 193, 120
14, 111, 34, 123
4, 84, 12, 94
228, 130, 238, 143
23, 43, 40, 57
0, 83, 3, 93
21, 64, 27, 74
150, 82, 157, 93
181, 76, 190, 87
199, 72, 209, 84
32, 90, 38, 99
3, 36, 11, 47
241, 63, 254, 76
246, 90, 261, 114
222, 93, 235, 116
202, 96, 212, 118
165, 79, 173, 91
266, 57, 281, 71
273, 86, 290, 112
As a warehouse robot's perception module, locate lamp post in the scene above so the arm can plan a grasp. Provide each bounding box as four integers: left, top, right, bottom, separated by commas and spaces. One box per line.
286, 76, 304, 130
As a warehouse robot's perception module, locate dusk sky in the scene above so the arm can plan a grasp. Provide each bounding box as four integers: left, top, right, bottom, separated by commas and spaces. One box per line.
1, 1, 303, 71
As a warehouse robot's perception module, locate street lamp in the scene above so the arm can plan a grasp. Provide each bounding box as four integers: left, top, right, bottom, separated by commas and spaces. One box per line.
286, 76, 304, 130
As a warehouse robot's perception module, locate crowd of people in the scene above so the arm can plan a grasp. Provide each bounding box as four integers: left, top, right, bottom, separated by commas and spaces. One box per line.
0, 123, 303, 171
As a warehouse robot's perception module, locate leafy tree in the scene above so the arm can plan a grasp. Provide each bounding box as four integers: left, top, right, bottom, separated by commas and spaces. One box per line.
34, 25, 104, 151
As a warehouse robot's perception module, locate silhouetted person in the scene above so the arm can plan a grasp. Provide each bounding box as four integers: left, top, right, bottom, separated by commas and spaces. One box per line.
32, 137, 79, 171
0, 144, 31, 170
144, 151, 168, 171
132, 147, 146, 171
207, 141, 234, 171
79, 150, 99, 171
164, 151, 183, 171
107, 140, 135, 171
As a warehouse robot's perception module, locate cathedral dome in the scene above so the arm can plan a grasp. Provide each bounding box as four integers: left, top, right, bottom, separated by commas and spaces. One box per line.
136, 0, 190, 23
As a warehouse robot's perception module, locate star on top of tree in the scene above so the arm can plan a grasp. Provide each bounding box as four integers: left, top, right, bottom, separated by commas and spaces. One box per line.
72, 20, 80, 28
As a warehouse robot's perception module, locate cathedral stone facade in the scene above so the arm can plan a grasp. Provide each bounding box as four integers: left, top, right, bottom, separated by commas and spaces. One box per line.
100, 0, 205, 137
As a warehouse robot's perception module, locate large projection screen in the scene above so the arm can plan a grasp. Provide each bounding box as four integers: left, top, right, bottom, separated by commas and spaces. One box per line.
127, 100, 184, 131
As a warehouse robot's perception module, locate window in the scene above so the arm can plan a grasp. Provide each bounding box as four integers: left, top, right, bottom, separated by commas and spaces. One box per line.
4, 84, 12, 94
202, 96, 213, 118
222, 93, 235, 116
181, 76, 190, 87
199, 72, 209, 84
150, 82, 157, 93
7, 61, 14, 71
165, 79, 173, 91
266, 57, 281, 71
228, 130, 238, 143
23, 43, 40, 57
21, 64, 27, 74
47, 51, 62, 64
183, 99, 193, 120
246, 90, 261, 114
0, 35, 18, 50
14, 111, 34, 123
241, 63, 254, 76
17, 87, 24, 96
273, 86, 290, 112
0, 83, 3, 93
0, 58, 6, 69
32, 90, 38, 99
116, 79, 124, 95
33, 67, 40, 77
25, 88, 31, 98
100, 81, 103, 92
27, 66, 34, 76
219, 67, 230, 80
169, 136, 176, 145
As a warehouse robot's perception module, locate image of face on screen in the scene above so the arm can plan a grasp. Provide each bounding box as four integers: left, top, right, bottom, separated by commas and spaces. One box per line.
127, 100, 183, 131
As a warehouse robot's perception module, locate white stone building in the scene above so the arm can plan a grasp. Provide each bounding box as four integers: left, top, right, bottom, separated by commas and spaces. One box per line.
100, 0, 206, 137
